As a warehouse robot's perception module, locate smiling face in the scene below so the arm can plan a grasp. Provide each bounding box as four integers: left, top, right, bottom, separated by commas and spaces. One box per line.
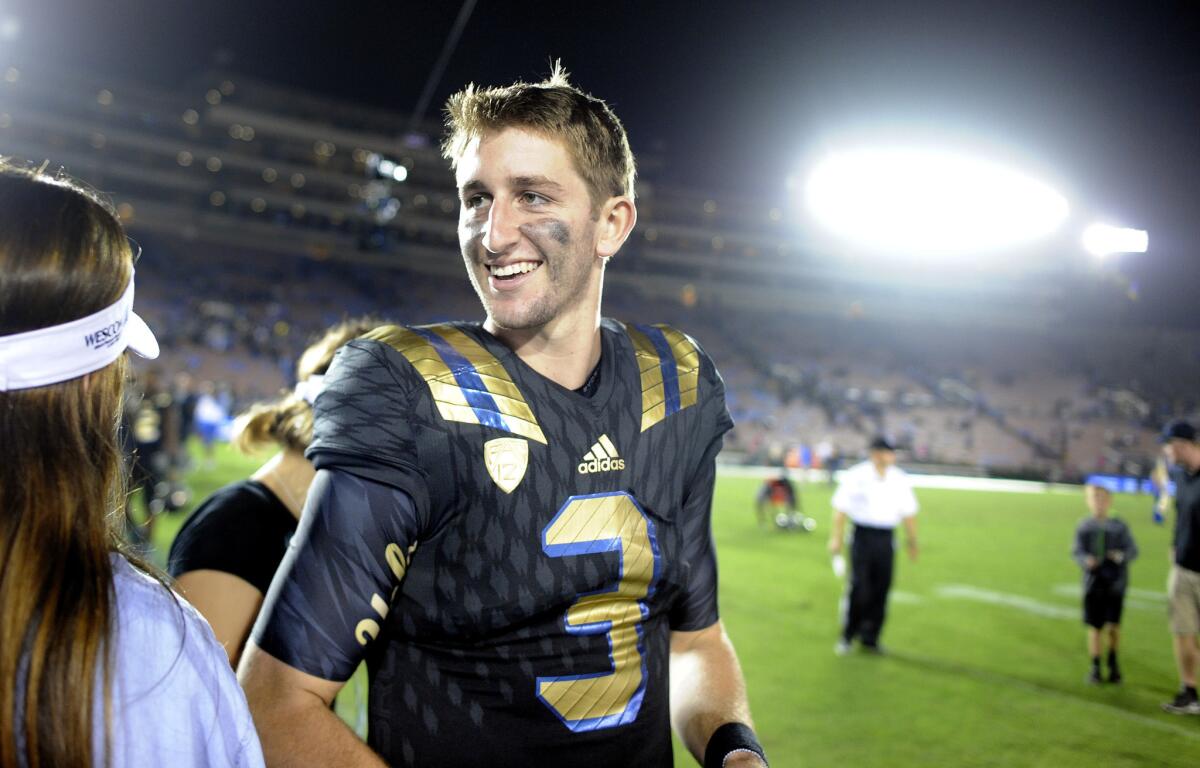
456, 127, 605, 332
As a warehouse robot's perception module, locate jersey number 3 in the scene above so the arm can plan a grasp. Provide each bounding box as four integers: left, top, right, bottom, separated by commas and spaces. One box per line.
537, 491, 662, 732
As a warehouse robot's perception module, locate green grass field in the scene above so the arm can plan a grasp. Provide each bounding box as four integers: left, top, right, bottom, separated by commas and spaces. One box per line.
148, 443, 1199, 767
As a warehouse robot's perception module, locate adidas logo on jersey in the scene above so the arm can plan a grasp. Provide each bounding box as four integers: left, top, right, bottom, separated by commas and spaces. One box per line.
578, 434, 626, 474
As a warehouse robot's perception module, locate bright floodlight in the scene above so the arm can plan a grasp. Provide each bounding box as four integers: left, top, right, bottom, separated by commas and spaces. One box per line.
1082, 223, 1148, 258
806, 148, 1069, 256
0, 17, 19, 42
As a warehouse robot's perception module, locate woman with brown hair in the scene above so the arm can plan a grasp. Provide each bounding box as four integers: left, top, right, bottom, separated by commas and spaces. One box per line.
0, 163, 263, 767
168, 318, 378, 666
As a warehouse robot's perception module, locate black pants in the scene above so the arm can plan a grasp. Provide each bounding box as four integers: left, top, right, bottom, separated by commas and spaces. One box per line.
842, 525, 894, 646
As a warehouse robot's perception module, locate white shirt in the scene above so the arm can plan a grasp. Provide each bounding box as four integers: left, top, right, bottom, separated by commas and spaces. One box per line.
15, 557, 264, 767
103, 557, 265, 766
832, 460, 919, 529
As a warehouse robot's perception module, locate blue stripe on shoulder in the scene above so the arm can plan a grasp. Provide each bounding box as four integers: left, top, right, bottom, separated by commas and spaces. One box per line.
635, 324, 681, 418
411, 327, 510, 432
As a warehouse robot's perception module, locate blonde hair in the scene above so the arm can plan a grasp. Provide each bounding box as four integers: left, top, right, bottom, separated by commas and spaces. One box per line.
442, 62, 637, 207
233, 318, 378, 454
0, 161, 133, 768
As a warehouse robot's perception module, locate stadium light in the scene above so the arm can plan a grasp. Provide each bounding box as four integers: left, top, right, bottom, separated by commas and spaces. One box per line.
1081, 223, 1148, 258
805, 148, 1069, 256
0, 16, 20, 43
371, 155, 409, 183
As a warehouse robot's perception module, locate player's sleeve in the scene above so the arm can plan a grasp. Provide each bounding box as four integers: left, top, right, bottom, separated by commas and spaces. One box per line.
670, 348, 734, 632
305, 339, 432, 514
250, 469, 422, 682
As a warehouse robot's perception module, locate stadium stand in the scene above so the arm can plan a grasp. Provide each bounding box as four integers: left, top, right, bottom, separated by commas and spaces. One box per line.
3, 63, 1197, 483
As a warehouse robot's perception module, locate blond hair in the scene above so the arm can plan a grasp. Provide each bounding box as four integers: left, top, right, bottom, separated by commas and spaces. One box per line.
233, 318, 378, 454
442, 62, 637, 207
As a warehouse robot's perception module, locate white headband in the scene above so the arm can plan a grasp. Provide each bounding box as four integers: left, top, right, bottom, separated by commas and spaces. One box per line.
294, 374, 325, 405
0, 272, 159, 391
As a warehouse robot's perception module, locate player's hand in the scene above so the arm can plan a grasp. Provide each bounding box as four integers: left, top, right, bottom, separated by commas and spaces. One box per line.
827, 538, 842, 556
1085, 555, 1098, 570
905, 539, 919, 563
1107, 550, 1125, 564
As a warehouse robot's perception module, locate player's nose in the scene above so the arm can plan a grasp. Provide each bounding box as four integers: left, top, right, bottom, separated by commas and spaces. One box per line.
482, 200, 520, 255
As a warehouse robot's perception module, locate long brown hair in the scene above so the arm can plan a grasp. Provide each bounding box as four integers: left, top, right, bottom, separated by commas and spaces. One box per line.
233, 318, 378, 454
0, 163, 134, 767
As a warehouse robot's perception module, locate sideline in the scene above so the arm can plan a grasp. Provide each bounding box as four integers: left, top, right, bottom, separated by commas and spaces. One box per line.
717, 464, 1082, 494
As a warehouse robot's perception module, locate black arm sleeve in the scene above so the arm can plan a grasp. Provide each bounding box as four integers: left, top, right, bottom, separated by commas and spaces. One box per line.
251, 469, 423, 682
669, 352, 735, 632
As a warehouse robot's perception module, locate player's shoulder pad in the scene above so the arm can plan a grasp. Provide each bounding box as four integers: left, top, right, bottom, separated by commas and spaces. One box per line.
307, 329, 428, 487
352, 322, 465, 387
618, 321, 727, 433
356, 322, 549, 445
620, 321, 716, 375
360, 322, 426, 350
359, 321, 478, 358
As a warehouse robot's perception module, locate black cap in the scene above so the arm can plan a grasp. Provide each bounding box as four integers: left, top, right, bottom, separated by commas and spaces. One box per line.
868, 436, 895, 452
1161, 420, 1197, 443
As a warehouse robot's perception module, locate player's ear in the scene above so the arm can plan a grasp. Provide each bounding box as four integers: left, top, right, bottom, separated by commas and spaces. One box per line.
595, 196, 636, 260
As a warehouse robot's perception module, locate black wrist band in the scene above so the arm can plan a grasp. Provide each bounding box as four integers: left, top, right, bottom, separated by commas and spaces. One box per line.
704, 722, 766, 768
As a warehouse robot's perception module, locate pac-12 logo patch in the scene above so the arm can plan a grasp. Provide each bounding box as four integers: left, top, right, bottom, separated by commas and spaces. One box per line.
484, 437, 528, 494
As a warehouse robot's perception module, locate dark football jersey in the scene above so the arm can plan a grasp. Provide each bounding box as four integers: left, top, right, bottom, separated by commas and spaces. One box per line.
252, 319, 733, 767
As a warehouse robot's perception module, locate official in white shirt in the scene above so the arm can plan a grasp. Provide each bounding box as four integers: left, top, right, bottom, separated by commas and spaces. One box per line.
828, 436, 919, 653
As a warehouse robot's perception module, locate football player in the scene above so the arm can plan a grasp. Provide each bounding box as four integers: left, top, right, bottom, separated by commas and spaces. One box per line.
239, 66, 767, 768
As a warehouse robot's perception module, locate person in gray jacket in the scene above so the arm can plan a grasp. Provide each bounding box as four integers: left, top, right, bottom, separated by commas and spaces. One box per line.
1072, 482, 1138, 684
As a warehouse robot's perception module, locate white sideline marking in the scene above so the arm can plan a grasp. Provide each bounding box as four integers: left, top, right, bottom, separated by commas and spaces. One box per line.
1052, 583, 1163, 612
889, 590, 925, 604
1129, 587, 1168, 601
936, 584, 1077, 620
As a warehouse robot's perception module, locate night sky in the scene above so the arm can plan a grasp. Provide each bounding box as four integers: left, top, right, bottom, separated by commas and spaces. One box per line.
5, 1, 1199, 325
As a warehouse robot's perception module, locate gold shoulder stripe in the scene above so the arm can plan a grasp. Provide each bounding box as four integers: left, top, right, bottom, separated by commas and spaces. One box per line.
656, 325, 700, 411
626, 323, 702, 431
362, 324, 547, 444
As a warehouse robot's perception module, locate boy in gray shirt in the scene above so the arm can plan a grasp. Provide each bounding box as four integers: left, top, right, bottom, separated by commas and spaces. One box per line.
1073, 483, 1138, 684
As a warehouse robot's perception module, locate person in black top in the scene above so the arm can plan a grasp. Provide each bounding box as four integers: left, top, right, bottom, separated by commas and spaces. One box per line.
168, 319, 376, 666
1071, 483, 1137, 684
239, 67, 767, 768
1160, 419, 1200, 715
